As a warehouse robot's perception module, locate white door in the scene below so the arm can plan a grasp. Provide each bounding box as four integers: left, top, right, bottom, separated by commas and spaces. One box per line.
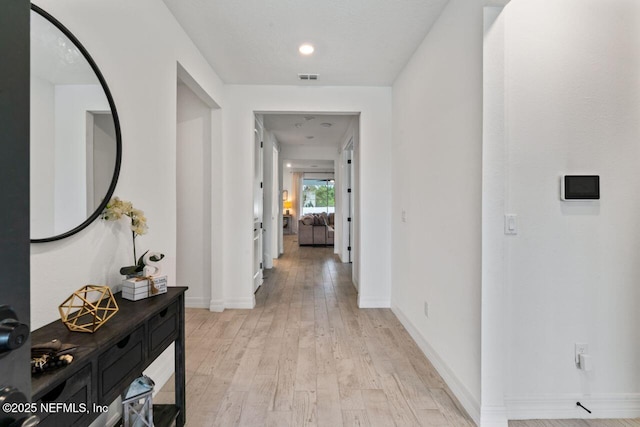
253, 118, 264, 291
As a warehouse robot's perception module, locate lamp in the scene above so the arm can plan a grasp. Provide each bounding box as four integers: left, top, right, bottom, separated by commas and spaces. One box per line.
283, 200, 292, 215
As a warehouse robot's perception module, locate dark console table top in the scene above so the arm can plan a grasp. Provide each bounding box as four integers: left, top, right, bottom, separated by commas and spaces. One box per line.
31, 287, 187, 400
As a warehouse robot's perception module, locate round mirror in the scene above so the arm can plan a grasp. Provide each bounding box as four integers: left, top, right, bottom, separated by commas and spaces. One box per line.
30, 5, 121, 243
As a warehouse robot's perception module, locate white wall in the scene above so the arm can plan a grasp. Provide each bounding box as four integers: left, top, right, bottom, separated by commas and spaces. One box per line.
283, 168, 293, 203
391, 0, 483, 423
30, 76, 55, 238
29, 2, 224, 424
482, 5, 509, 427
222, 85, 392, 309
91, 113, 118, 212
54, 85, 108, 233
177, 82, 212, 308
31, 0, 224, 328
491, 0, 640, 419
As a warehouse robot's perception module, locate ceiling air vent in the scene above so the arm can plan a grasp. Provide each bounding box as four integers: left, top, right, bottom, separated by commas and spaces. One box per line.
298, 73, 319, 81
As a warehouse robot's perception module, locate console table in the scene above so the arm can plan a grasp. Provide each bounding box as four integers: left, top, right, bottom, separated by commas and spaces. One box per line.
283, 214, 293, 234
31, 287, 187, 427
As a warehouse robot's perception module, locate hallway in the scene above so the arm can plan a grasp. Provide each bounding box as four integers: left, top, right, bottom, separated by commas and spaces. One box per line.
158, 235, 474, 426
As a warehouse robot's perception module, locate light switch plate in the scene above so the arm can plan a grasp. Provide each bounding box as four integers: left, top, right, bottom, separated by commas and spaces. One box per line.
504, 214, 518, 235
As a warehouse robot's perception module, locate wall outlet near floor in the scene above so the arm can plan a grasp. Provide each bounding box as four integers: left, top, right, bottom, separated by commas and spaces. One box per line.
401, 209, 407, 223
424, 301, 429, 318
575, 343, 589, 365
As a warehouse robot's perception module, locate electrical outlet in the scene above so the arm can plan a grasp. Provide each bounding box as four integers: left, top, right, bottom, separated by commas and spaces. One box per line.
401, 210, 407, 223
575, 343, 589, 365
424, 301, 429, 318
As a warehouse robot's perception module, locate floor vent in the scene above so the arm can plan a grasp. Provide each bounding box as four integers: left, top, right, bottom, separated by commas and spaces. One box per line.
298, 73, 319, 81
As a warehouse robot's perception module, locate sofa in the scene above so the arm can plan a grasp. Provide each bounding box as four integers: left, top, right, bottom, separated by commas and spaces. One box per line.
298, 212, 334, 246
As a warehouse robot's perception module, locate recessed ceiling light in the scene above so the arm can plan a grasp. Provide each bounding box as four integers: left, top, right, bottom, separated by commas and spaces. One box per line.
294, 123, 303, 128
304, 116, 315, 121
299, 44, 314, 55
286, 163, 292, 168
320, 122, 333, 128
306, 136, 315, 139
310, 165, 318, 168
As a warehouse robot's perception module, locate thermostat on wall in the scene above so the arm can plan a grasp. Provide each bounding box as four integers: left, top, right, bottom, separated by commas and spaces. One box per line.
561, 175, 600, 201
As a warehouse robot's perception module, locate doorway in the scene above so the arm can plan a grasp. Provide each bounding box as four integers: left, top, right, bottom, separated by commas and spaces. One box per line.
257, 113, 359, 270
176, 68, 219, 309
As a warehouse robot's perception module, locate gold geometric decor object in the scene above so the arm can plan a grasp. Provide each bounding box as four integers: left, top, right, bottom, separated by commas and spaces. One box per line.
59, 285, 119, 333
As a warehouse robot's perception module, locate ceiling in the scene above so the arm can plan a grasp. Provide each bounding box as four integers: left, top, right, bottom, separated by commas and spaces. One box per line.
263, 113, 353, 148
265, 113, 353, 173
32, 10, 98, 85
161, 0, 449, 86
284, 159, 334, 173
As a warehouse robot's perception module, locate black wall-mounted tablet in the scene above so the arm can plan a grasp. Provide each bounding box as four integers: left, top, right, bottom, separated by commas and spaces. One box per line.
562, 175, 599, 200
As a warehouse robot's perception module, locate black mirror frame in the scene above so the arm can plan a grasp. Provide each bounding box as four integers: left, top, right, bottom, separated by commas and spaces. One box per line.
30, 4, 122, 243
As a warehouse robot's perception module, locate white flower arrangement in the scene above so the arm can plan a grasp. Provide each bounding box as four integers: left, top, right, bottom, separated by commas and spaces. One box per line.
102, 197, 149, 267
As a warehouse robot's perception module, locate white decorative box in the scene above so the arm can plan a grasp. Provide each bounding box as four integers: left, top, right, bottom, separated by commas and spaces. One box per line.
122, 275, 167, 301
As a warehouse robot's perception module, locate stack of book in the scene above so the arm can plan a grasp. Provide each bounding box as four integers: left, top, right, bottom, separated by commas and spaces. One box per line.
122, 275, 167, 301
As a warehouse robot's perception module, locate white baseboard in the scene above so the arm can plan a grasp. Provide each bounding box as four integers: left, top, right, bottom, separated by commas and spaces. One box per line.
392, 305, 481, 426
506, 393, 640, 420
358, 297, 391, 308
224, 296, 256, 309
480, 405, 508, 427
185, 296, 210, 309
209, 298, 224, 312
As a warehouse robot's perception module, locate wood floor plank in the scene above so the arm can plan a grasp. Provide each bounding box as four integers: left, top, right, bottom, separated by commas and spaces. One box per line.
415, 409, 450, 426
185, 374, 213, 414
273, 332, 299, 411
245, 374, 276, 408
199, 378, 231, 413
317, 373, 343, 427
293, 390, 318, 427
212, 391, 246, 427
509, 421, 640, 427
256, 337, 284, 375
316, 335, 336, 374
430, 388, 474, 427
229, 345, 264, 391
339, 388, 365, 411
184, 410, 217, 427
295, 346, 318, 391
265, 410, 293, 427
362, 389, 397, 427
342, 410, 372, 427
380, 374, 421, 427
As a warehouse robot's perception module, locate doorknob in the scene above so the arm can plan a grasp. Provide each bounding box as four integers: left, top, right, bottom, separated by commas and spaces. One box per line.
0, 386, 39, 427
0, 306, 29, 354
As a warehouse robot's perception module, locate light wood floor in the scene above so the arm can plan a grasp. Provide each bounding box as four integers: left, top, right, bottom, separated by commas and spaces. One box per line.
158, 235, 640, 427
510, 421, 640, 427
157, 235, 474, 426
